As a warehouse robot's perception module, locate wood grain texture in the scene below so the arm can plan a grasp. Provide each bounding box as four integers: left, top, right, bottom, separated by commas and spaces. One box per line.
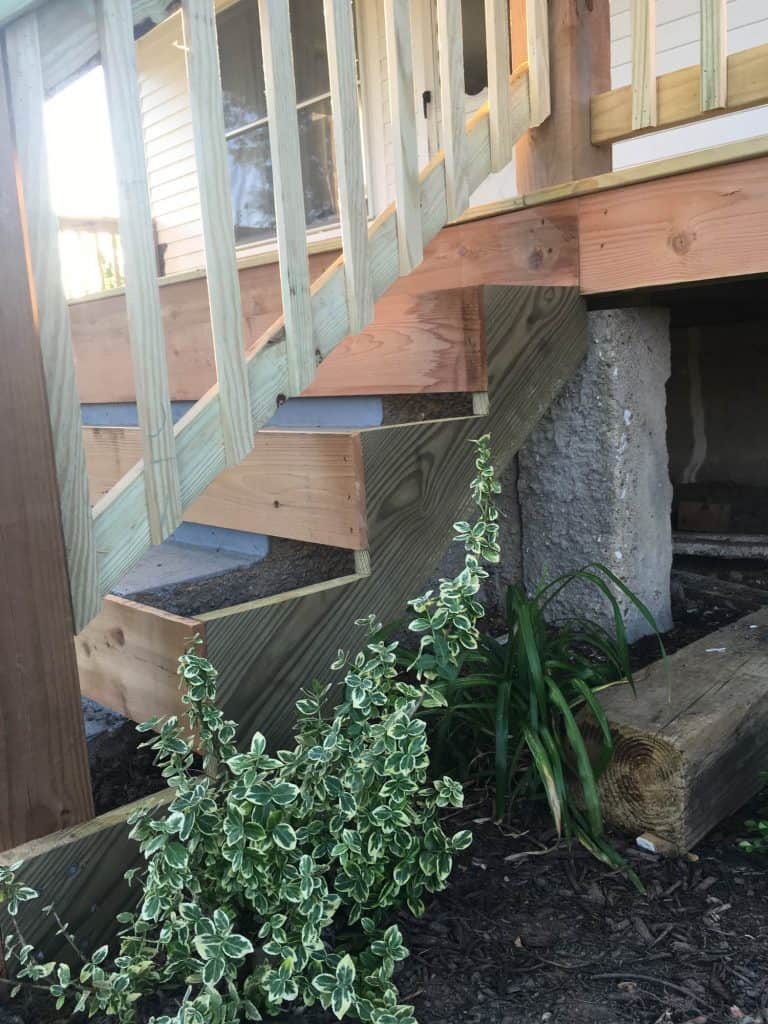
630, 0, 656, 130
257, 0, 315, 395
90, 68, 532, 598
700, 0, 727, 112
84, 426, 368, 549
201, 286, 587, 745
484, 0, 513, 170
383, 0, 423, 273
580, 610, 768, 851
578, 155, 768, 294
323, 0, 374, 335
181, 0, 252, 463
76, 596, 201, 726
436, 0, 469, 219
98, 0, 183, 544
591, 42, 768, 145
512, 0, 611, 191
0, 790, 171, 957
525, 0, 550, 127
4, 15, 100, 631
0, 58, 94, 848
388, 202, 580, 292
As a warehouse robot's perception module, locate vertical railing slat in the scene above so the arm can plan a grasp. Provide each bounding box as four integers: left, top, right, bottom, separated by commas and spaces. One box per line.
181, 0, 253, 462
323, 0, 374, 335
257, 0, 316, 394
383, 0, 423, 274
701, 0, 727, 111
631, 0, 657, 130
97, 0, 182, 544
484, 0, 514, 171
436, 0, 470, 220
5, 14, 101, 631
525, 0, 551, 126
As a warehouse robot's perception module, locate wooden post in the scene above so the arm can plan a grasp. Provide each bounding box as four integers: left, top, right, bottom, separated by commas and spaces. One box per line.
0, 64, 94, 850
511, 0, 612, 191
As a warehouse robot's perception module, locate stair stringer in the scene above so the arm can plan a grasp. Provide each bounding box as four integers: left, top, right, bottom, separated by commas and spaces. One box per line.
202, 285, 588, 742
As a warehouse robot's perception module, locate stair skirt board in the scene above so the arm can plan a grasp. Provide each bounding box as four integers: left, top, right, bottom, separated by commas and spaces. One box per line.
77, 286, 587, 743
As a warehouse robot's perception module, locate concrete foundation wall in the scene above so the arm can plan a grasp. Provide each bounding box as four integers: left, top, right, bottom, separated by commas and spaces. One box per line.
518, 308, 674, 641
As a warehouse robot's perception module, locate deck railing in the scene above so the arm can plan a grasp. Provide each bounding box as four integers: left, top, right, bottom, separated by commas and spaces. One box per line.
591, 0, 768, 146
2, 0, 549, 633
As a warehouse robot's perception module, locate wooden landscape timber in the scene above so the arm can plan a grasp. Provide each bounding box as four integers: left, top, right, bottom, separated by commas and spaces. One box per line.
83, 426, 368, 549
1, 283, 587, 957
580, 609, 768, 853
69, 274, 487, 403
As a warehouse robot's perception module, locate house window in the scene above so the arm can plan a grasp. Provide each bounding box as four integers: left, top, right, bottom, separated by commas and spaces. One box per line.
217, 0, 342, 245
461, 0, 488, 97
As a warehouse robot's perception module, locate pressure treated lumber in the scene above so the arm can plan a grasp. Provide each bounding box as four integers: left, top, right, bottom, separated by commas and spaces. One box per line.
202, 286, 588, 744
580, 610, 768, 852
98, 0, 183, 543
700, 0, 727, 112
436, 0, 470, 219
0, 61, 94, 848
181, 0, 252, 463
83, 427, 368, 549
76, 597, 201, 726
4, 15, 100, 632
630, 0, 656, 131
484, 0, 514, 170
578, 155, 768, 294
511, 0, 611, 191
591, 42, 768, 145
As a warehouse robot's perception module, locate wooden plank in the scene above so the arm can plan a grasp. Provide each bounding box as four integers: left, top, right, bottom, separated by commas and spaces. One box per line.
484, 0, 514, 170
323, 0, 374, 335
578, 155, 768, 294
700, 0, 727, 112
0, 54, 94, 848
98, 0, 182, 545
4, 14, 100, 631
591, 42, 768, 145
90, 69, 532, 596
257, 0, 315, 395
511, 0, 611, 190
580, 610, 768, 851
525, 0, 551, 127
436, 0, 470, 219
383, 0, 423, 273
388, 202, 580, 293
76, 596, 200, 725
631, 0, 656, 131
0, 791, 171, 958
181, 0, 252, 464
83, 427, 368, 549
198, 287, 587, 743
70, 275, 486, 401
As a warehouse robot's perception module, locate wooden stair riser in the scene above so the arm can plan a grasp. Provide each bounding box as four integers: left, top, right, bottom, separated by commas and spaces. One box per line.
84, 427, 368, 551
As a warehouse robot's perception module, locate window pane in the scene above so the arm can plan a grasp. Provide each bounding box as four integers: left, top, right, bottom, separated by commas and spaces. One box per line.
290, 0, 331, 104
218, 1, 266, 133
227, 98, 338, 245
462, 0, 488, 96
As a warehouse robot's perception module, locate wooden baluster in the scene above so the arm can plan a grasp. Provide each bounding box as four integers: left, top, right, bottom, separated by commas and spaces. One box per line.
383, 0, 423, 274
631, 0, 657, 130
436, 0, 469, 220
323, 0, 374, 334
525, 0, 551, 127
181, 0, 253, 462
484, 0, 513, 171
97, 0, 182, 543
5, 14, 100, 630
701, 0, 727, 111
257, 0, 315, 394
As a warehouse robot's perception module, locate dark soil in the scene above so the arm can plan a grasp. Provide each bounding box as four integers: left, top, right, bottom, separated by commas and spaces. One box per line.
88, 723, 166, 816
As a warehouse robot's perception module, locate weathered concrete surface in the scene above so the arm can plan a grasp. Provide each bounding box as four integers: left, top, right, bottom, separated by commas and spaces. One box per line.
518, 308, 673, 641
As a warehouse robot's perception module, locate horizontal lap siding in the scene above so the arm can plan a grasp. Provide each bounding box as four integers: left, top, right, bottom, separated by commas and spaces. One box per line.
137, 14, 205, 276
611, 0, 768, 86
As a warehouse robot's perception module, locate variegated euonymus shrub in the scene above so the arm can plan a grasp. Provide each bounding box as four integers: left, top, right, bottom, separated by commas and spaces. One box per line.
0, 436, 501, 1024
